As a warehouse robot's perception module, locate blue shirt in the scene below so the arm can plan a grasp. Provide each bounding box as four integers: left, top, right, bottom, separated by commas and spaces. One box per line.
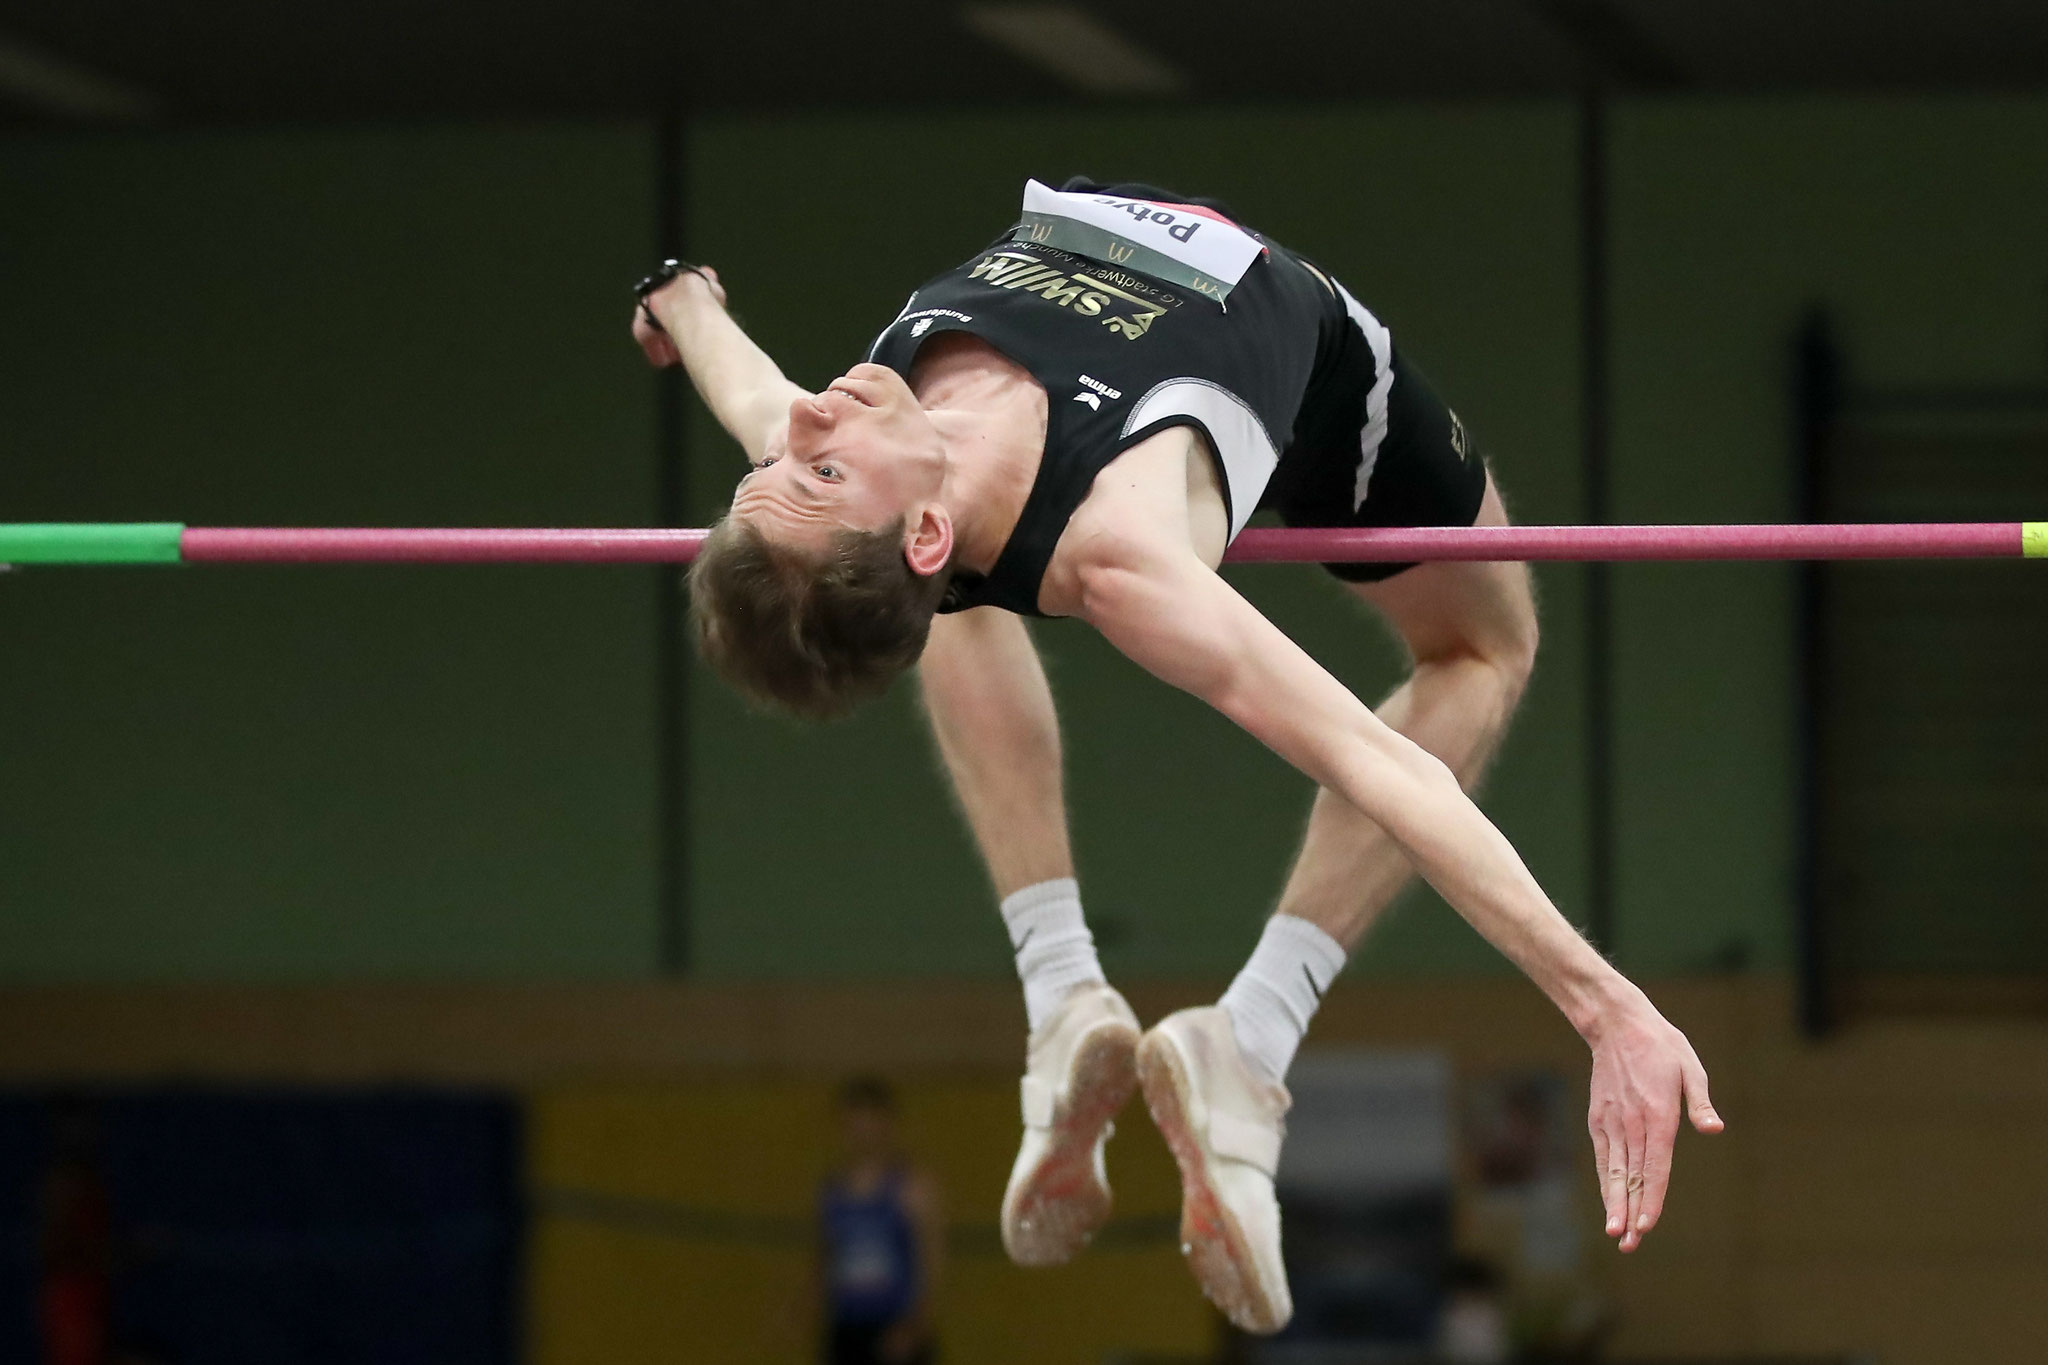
819, 1166, 920, 1326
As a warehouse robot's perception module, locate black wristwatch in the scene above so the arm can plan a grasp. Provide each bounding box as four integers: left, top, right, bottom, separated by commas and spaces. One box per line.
633, 259, 711, 335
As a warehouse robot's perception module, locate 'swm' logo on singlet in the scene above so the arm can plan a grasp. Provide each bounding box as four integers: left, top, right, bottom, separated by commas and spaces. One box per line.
967, 251, 1168, 341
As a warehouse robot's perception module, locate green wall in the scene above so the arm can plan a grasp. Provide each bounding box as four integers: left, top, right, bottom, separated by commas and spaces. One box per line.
1607, 95, 2048, 973
4, 97, 2041, 984
1, 125, 664, 979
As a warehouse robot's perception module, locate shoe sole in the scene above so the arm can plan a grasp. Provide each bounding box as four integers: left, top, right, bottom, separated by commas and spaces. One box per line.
1137, 1029, 1288, 1335
1001, 1017, 1140, 1267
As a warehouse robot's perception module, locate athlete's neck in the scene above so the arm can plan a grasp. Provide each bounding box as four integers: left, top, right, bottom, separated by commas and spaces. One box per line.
909, 335, 1047, 577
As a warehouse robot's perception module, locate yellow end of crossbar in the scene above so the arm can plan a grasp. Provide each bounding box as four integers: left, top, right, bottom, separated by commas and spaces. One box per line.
2026, 523, 2047, 558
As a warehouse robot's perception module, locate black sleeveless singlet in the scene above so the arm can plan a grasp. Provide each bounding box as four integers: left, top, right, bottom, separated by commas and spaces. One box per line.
865, 179, 1354, 616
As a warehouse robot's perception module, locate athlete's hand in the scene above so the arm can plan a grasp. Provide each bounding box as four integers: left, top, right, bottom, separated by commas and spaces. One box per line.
631, 264, 728, 368
1584, 992, 1722, 1252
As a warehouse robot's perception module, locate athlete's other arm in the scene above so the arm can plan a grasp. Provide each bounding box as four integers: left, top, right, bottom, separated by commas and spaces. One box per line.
633, 267, 805, 460
1055, 446, 1721, 1252
919, 608, 1075, 899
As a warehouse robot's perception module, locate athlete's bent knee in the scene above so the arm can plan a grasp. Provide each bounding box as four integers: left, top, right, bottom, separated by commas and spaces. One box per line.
1495, 596, 1539, 703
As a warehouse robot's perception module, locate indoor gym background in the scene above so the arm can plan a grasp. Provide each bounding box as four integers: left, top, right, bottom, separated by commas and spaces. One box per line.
2, 5, 2046, 1363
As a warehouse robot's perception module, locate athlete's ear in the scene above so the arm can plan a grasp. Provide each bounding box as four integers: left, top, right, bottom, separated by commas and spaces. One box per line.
903, 505, 953, 578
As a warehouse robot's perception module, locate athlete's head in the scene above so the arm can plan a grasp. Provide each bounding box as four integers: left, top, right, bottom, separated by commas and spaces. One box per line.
689, 363, 955, 720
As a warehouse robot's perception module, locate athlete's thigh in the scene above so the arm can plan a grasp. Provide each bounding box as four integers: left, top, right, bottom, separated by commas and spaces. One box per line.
1348, 472, 1537, 667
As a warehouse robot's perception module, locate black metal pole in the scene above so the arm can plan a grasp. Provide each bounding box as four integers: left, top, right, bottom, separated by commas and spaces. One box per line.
1792, 311, 1842, 1036
1580, 87, 1616, 954
654, 108, 691, 975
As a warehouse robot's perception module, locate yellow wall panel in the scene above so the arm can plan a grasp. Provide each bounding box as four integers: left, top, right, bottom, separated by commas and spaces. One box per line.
529, 1221, 806, 1365
529, 1078, 1212, 1365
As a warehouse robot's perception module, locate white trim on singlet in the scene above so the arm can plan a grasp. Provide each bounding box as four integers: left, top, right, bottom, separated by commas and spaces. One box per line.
1121, 377, 1279, 541
866, 291, 920, 360
1336, 282, 1396, 511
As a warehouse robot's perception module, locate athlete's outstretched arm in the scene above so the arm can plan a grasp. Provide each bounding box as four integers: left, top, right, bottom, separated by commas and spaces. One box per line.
632, 267, 807, 462
1071, 532, 1722, 1252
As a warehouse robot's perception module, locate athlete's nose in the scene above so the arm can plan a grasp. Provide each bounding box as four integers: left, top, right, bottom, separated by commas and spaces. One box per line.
790, 389, 834, 437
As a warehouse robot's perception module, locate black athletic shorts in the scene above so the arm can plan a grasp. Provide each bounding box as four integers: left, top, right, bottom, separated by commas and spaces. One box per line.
1051, 181, 1491, 585
1258, 265, 1491, 584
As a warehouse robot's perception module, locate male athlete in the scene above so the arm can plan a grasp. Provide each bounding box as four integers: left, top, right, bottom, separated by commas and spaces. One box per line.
632, 179, 1721, 1334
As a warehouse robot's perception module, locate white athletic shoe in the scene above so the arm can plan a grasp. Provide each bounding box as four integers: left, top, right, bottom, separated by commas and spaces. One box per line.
1000, 982, 1142, 1266
1137, 1005, 1293, 1335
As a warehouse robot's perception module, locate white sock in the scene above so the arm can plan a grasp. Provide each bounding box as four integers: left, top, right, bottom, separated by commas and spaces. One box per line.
1000, 878, 1107, 1034
1220, 914, 1348, 1083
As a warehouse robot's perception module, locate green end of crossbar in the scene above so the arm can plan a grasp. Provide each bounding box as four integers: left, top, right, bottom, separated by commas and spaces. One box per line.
2025, 523, 2047, 559
0, 523, 185, 565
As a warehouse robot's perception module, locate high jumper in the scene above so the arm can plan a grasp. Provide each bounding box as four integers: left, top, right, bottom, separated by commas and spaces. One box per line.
640, 175, 1702, 1335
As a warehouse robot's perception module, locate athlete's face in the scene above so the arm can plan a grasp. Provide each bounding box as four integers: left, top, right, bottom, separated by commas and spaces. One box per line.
731, 363, 952, 574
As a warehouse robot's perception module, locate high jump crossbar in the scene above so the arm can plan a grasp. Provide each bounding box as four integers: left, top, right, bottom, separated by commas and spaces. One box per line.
0, 521, 2043, 566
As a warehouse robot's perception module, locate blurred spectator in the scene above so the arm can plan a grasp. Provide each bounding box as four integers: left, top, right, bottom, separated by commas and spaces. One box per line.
1436, 1257, 1510, 1364
38, 1097, 110, 1365
813, 1077, 944, 1365
1462, 1070, 1603, 1359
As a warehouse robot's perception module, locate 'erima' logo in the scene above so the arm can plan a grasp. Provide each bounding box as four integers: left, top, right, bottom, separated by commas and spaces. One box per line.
1074, 374, 1122, 410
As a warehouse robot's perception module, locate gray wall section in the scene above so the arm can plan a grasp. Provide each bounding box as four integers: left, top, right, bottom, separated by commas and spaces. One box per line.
3, 98, 2040, 982
0, 125, 664, 979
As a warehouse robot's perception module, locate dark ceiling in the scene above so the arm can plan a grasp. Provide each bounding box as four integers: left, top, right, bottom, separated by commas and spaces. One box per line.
3, 0, 2047, 127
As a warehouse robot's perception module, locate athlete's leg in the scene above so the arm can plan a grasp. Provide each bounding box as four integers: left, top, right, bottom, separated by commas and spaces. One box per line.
1132, 274, 1528, 1335
1141, 475, 1535, 1334
919, 608, 1137, 1268
1272, 473, 1539, 948
1205, 477, 1533, 1090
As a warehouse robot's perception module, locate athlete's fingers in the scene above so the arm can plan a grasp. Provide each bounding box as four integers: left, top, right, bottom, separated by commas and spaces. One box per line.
1684, 1049, 1724, 1133
1589, 1120, 1613, 1234
1620, 1108, 1648, 1251
1633, 1099, 1681, 1240
631, 308, 681, 367
698, 265, 728, 306
1596, 1118, 1628, 1240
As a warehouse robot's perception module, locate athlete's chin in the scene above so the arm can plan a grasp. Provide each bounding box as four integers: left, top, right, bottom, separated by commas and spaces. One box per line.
846, 361, 906, 389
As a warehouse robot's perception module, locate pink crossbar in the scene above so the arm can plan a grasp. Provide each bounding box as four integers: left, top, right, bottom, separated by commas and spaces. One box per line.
174, 522, 2028, 565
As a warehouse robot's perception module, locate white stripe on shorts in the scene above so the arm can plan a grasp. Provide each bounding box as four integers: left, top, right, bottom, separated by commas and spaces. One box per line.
1336, 282, 1395, 512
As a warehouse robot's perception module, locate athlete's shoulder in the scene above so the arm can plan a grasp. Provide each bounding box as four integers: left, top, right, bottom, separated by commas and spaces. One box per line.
1037, 427, 1213, 610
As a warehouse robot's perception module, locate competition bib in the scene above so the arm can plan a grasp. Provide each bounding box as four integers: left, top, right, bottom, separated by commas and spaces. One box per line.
1012, 179, 1266, 305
